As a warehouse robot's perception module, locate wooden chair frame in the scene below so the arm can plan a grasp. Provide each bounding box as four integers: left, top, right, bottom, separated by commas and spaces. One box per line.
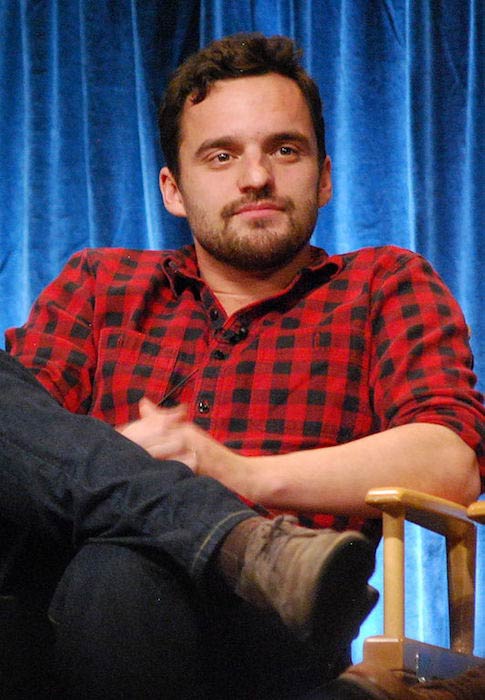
362, 487, 484, 682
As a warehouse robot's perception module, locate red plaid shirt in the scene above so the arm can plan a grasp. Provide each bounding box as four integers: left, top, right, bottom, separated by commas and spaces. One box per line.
6, 244, 484, 529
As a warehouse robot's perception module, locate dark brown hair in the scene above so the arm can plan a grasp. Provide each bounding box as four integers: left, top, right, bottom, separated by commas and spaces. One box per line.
158, 33, 326, 180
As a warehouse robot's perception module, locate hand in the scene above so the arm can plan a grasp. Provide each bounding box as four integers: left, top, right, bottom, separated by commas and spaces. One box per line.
118, 399, 253, 494
183, 420, 253, 490
116, 398, 197, 470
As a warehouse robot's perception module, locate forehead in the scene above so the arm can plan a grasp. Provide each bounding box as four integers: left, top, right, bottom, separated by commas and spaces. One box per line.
179, 73, 315, 148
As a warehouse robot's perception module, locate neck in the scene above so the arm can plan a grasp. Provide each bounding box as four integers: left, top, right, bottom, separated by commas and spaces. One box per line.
194, 243, 313, 316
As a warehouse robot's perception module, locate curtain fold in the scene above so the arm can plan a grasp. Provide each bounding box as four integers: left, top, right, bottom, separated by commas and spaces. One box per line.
0, 0, 483, 662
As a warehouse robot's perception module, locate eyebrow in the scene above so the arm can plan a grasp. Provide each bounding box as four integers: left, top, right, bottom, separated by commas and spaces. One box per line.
265, 132, 313, 151
194, 137, 240, 159
193, 131, 313, 160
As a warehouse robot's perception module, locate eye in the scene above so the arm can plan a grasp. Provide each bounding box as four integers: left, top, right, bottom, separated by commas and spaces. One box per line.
274, 145, 300, 161
212, 152, 232, 163
279, 145, 297, 156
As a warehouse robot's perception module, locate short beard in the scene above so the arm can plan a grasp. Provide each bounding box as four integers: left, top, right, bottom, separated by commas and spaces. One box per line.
188, 193, 318, 273
196, 220, 312, 272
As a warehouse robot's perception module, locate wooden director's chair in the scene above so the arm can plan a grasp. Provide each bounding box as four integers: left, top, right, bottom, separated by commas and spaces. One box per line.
338, 488, 485, 698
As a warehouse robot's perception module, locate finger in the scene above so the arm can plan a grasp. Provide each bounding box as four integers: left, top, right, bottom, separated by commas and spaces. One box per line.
174, 403, 188, 420
150, 446, 198, 472
139, 398, 187, 424
145, 431, 188, 457
138, 397, 161, 418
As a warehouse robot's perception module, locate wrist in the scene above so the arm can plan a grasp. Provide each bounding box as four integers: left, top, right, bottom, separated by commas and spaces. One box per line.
189, 426, 255, 497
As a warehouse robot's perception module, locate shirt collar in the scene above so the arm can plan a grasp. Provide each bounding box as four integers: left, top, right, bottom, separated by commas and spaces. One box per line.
161, 244, 342, 296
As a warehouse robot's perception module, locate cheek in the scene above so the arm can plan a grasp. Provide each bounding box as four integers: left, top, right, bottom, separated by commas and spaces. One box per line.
184, 193, 222, 222
290, 181, 320, 209
196, 188, 233, 221
280, 168, 320, 196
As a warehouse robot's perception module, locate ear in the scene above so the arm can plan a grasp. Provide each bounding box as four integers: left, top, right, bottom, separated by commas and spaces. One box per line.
317, 156, 332, 208
159, 167, 187, 218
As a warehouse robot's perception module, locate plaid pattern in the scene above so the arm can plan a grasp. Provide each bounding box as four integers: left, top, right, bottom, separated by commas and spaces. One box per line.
7, 244, 484, 529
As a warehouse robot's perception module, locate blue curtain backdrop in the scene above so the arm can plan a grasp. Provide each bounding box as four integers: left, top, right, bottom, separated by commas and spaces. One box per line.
0, 0, 483, 662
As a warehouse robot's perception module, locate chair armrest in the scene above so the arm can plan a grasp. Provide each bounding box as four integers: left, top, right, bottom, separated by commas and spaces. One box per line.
467, 501, 485, 524
365, 487, 472, 538
365, 487, 476, 653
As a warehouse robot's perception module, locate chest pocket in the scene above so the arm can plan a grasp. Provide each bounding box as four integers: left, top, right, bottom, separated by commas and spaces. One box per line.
90, 329, 178, 424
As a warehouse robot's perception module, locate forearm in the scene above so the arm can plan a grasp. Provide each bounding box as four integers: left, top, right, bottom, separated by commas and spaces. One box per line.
193, 423, 481, 517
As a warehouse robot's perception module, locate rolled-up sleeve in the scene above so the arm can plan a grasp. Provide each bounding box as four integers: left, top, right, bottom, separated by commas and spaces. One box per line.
6, 250, 97, 413
367, 250, 484, 470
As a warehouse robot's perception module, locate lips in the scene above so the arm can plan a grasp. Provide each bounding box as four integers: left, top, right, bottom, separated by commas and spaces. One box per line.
221, 197, 292, 220
232, 201, 286, 217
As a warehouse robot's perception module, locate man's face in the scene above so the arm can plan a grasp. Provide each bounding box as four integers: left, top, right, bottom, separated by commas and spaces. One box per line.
160, 73, 332, 272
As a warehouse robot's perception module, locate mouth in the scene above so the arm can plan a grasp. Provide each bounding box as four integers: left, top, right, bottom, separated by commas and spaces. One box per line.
231, 201, 286, 219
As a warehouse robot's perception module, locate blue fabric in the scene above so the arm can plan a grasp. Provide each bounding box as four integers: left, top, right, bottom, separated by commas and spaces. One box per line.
0, 0, 483, 662
49, 543, 346, 697
0, 350, 253, 580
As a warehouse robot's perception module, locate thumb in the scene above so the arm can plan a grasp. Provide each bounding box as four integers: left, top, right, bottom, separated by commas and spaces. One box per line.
139, 398, 188, 423
138, 397, 161, 418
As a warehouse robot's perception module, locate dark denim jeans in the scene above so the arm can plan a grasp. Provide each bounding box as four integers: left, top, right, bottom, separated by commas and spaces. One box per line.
0, 351, 348, 698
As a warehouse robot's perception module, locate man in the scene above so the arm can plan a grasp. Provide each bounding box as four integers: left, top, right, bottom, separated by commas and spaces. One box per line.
4, 33, 484, 698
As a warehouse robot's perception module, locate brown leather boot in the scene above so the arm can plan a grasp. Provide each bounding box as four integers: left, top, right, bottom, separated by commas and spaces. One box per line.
234, 515, 377, 651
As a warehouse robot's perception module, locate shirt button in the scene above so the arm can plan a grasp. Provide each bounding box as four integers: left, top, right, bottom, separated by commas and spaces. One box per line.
229, 326, 249, 344
210, 308, 219, 321
212, 349, 226, 360
197, 400, 210, 414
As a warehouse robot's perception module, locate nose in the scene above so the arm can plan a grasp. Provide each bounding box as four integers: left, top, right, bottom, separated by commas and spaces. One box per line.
237, 153, 274, 192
